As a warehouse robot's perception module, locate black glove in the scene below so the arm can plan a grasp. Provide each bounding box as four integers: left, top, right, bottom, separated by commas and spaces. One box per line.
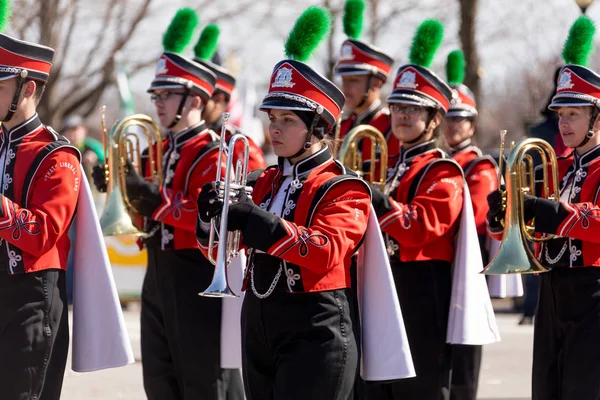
370, 185, 393, 219
522, 194, 538, 223
197, 182, 224, 224
91, 164, 107, 193
227, 190, 257, 232
486, 187, 506, 229
124, 159, 157, 200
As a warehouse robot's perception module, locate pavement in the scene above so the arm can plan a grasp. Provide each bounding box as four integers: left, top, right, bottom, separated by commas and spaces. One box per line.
61, 301, 535, 400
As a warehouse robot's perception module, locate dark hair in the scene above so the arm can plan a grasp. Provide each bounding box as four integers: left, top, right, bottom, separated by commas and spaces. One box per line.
212, 89, 231, 104
293, 110, 329, 138
15, 77, 45, 105
33, 81, 46, 105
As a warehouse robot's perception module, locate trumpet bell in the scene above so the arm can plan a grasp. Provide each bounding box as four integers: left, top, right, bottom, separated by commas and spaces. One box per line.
199, 259, 237, 298
100, 189, 145, 237
482, 223, 549, 274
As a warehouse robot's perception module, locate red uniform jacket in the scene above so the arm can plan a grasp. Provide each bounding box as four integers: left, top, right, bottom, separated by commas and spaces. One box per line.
198, 146, 371, 292
451, 141, 498, 235
143, 122, 224, 250
339, 100, 401, 164
492, 146, 600, 269
378, 140, 464, 263
0, 114, 81, 274
209, 119, 266, 174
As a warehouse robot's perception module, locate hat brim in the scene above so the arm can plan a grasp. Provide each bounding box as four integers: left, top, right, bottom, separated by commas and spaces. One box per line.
259, 95, 335, 133
259, 98, 315, 113
446, 109, 478, 118
387, 93, 439, 109
0, 71, 18, 81
334, 65, 388, 81
548, 96, 595, 111
147, 79, 210, 101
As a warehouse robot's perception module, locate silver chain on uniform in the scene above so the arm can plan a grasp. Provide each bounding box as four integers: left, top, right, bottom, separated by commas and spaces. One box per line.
250, 262, 282, 299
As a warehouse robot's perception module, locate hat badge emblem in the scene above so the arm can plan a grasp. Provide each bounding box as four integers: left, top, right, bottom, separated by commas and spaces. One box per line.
272, 67, 295, 88
156, 58, 168, 75
340, 44, 355, 60
397, 70, 417, 89
557, 70, 574, 91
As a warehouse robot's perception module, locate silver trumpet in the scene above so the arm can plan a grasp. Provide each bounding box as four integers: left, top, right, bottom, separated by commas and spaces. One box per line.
200, 112, 253, 298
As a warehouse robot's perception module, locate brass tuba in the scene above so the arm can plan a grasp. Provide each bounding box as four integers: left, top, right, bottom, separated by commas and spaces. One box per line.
482, 133, 560, 275
338, 124, 388, 191
98, 107, 163, 236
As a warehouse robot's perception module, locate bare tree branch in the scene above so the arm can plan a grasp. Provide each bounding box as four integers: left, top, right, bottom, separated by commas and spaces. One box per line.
129, 57, 160, 75
51, 0, 79, 85
206, 0, 258, 23
68, 0, 118, 90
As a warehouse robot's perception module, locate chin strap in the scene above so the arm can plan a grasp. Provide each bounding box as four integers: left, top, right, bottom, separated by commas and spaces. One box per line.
168, 86, 192, 129
403, 108, 437, 145
2, 71, 28, 123
354, 74, 373, 110
288, 109, 324, 160
576, 104, 600, 149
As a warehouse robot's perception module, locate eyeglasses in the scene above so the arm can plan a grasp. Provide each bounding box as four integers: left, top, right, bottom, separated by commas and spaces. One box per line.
150, 91, 185, 103
388, 104, 425, 115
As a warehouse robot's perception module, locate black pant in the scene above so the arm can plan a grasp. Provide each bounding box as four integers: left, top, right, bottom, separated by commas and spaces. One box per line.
450, 345, 482, 400
364, 261, 452, 400
532, 267, 600, 400
0, 269, 69, 400
241, 288, 358, 400
141, 247, 243, 400
522, 274, 540, 318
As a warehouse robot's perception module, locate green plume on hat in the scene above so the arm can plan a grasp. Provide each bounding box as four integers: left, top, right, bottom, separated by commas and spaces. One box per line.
343, 0, 365, 39
194, 24, 220, 61
446, 50, 465, 84
0, 0, 12, 33
284, 6, 332, 62
562, 16, 596, 66
162, 8, 199, 54
409, 19, 444, 68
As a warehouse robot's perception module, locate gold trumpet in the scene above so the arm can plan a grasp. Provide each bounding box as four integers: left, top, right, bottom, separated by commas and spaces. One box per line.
483, 133, 560, 275
99, 107, 163, 236
338, 124, 388, 190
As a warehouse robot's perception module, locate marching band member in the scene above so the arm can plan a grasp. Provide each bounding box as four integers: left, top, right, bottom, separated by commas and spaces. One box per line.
0, 1, 133, 397
92, 10, 236, 399
443, 50, 497, 400
488, 16, 600, 399
0, 16, 81, 400
194, 24, 266, 172
334, 0, 399, 163
367, 20, 463, 399
197, 8, 371, 399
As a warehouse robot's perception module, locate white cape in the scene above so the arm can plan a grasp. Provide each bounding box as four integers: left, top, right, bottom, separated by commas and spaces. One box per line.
357, 205, 415, 381
486, 238, 524, 298
446, 185, 501, 345
220, 252, 245, 369
71, 166, 135, 372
